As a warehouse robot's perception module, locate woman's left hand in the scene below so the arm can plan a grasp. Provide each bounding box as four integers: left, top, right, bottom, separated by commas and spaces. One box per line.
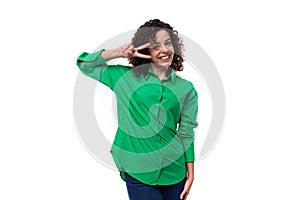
180, 177, 194, 200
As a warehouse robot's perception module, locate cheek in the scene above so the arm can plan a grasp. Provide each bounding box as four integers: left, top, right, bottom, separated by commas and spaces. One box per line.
169, 46, 175, 53
149, 51, 158, 59
149, 50, 157, 56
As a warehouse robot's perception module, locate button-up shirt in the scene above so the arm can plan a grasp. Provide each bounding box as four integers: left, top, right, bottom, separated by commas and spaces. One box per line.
76, 50, 198, 185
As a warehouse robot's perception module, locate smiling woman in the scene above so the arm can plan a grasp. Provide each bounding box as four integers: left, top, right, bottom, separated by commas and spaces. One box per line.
76, 19, 198, 200
129, 19, 184, 78
148, 30, 174, 69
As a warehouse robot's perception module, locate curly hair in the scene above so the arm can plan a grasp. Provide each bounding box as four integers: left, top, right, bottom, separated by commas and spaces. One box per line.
129, 19, 184, 77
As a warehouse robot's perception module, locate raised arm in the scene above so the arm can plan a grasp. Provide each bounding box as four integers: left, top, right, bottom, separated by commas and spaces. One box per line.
76, 43, 151, 89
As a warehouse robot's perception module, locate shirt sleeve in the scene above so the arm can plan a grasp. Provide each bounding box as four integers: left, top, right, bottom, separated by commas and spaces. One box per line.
177, 86, 198, 162
76, 49, 130, 90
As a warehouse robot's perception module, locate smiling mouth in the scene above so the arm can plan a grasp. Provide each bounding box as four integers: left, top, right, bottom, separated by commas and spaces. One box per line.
159, 54, 171, 60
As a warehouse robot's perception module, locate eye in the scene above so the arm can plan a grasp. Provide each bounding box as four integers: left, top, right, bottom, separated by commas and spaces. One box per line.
165, 41, 172, 47
151, 44, 161, 50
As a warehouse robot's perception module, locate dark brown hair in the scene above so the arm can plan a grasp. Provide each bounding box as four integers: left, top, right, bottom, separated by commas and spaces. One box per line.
129, 19, 184, 77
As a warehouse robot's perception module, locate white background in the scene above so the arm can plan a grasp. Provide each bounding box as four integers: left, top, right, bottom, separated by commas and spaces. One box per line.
1, 0, 299, 199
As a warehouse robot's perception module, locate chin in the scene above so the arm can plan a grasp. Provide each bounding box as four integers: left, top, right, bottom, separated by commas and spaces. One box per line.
157, 64, 171, 69
159, 59, 173, 67
160, 62, 171, 67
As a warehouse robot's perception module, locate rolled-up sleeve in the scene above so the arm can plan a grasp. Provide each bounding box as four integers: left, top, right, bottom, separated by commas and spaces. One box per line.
76, 50, 130, 90
76, 49, 108, 80
177, 87, 198, 162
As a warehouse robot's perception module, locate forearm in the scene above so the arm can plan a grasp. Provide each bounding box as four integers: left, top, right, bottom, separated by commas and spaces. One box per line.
186, 162, 194, 181
100, 48, 123, 61
180, 162, 194, 200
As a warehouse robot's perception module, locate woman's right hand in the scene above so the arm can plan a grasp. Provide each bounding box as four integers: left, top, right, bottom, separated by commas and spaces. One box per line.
120, 43, 152, 59
101, 43, 151, 61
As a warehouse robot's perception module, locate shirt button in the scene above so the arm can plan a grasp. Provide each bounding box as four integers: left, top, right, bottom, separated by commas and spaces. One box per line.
156, 134, 161, 141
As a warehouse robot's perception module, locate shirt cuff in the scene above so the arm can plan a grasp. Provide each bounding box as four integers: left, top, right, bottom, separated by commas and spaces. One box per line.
184, 142, 195, 162
77, 49, 106, 63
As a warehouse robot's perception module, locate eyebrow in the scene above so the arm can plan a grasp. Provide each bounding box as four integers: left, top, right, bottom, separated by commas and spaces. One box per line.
165, 38, 171, 43
152, 38, 171, 44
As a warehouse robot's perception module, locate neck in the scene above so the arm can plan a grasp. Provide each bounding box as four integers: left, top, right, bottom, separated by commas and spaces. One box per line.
151, 64, 170, 81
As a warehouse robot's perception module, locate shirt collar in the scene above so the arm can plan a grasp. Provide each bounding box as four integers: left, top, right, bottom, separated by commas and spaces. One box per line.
144, 66, 177, 83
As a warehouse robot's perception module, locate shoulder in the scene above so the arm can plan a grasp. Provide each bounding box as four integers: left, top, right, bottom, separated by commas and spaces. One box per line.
175, 74, 198, 95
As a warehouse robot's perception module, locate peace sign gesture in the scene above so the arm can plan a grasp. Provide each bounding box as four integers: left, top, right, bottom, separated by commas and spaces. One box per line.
120, 43, 152, 59
100, 43, 152, 61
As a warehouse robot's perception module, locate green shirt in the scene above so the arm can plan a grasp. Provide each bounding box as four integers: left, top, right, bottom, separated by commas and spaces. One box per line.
76, 50, 198, 185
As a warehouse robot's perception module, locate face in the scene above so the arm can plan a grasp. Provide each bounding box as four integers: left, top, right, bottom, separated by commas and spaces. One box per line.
148, 30, 174, 68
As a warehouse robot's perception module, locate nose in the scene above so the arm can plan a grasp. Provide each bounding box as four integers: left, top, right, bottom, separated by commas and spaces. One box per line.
160, 44, 170, 52
162, 44, 168, 51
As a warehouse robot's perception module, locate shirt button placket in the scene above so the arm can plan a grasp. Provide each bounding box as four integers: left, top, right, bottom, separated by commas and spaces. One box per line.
160, 82, 163, 102
157, 82, 163, 142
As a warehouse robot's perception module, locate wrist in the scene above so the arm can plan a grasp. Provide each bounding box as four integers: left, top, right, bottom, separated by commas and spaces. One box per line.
100, 49, 121, 60
187, 174, 194, 181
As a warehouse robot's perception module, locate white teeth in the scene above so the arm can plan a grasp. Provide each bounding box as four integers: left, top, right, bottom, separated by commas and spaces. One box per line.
160, 55, 169, 60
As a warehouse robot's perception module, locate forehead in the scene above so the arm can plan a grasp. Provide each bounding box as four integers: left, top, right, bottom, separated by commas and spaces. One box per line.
152, 30, 171, 42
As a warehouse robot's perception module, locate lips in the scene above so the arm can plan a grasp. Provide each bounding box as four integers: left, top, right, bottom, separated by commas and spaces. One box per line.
159, 54, 171, 61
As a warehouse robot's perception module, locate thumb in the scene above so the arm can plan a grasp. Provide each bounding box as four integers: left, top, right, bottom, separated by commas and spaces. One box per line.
180, 190, 185, 200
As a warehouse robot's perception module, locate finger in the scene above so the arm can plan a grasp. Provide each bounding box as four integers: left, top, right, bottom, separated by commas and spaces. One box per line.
123, 46, 135, 56
123, 51, 134, 58
134, 52, 152, 59
180, 190, 189, 200
121, 44, 133, 54
180, 191, 185, 200
134, 43, 151, 50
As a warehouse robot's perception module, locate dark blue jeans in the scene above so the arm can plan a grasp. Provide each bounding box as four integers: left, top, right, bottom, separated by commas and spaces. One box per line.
125, 173, 186, 200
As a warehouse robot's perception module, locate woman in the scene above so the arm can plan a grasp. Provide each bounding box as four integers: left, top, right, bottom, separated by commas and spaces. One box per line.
76, 19, 198, 200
